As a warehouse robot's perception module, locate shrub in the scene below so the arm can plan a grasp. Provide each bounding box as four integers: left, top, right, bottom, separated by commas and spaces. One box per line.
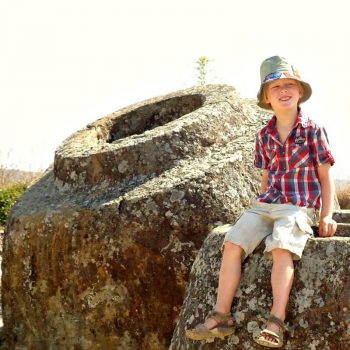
336, 182, 350, 209
0, 185, 27, 227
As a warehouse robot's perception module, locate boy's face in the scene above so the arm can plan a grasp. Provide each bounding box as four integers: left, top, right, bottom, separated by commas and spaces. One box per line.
264, 78, 303, 112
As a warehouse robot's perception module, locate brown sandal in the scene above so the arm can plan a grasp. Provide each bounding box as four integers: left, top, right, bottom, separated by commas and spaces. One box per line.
185, 310, 235, 341
254, 314, 287, 348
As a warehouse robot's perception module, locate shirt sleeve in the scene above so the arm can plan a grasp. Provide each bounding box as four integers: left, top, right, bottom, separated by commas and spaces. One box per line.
313, 126, 335, 166
254, 132, 270, 169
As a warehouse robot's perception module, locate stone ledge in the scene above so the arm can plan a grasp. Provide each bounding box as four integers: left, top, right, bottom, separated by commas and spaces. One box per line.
333, 209, 350, 223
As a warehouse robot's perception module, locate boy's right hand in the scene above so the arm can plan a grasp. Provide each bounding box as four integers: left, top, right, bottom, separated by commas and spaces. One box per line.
318, 215, 337, 237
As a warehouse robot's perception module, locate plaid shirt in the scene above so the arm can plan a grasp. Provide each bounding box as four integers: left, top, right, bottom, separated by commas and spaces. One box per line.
254, 110, 335, 209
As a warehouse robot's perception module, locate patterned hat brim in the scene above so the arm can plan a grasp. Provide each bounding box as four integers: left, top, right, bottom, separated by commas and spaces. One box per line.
257, 74, 312, 110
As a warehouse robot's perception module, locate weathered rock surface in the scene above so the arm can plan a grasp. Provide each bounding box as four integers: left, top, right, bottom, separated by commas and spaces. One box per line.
333, 209, 350, 223
2, 85, 270, 349
171, 224, 350, 350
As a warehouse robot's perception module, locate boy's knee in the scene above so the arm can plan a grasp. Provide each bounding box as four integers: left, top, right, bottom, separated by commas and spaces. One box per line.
271, 248, 293, 259
223, 241, 244, 258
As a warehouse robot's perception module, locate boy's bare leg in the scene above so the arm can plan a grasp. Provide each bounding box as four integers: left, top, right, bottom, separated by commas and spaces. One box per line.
204, 242, 243, 329
264, 248, 294, 341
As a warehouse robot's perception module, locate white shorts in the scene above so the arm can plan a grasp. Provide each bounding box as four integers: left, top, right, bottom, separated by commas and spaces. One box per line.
224, 200, 316, 260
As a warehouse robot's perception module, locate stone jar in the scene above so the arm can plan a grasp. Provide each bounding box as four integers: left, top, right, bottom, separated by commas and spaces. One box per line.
2, 85, 268, 349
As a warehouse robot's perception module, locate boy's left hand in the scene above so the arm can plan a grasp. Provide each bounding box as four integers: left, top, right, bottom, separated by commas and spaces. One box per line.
319, 215, 337, 237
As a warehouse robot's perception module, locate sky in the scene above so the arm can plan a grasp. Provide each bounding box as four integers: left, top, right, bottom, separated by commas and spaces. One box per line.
1, 0, 350, 179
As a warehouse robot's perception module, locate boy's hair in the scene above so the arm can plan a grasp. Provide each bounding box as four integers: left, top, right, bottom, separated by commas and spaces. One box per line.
260, 80, 305, 109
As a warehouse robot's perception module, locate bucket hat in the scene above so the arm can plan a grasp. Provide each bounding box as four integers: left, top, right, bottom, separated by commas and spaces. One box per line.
257, 56, 312, 110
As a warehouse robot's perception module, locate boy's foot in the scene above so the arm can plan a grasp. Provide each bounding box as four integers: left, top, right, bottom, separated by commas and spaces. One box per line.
254, 314, 286, 348
185, 310, 235, 341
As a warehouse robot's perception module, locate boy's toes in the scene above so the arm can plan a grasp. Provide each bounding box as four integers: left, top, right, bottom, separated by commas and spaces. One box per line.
264, 334, 278, 344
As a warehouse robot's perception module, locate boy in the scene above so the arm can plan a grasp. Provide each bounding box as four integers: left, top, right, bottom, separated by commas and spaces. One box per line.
185, 56, 337, 348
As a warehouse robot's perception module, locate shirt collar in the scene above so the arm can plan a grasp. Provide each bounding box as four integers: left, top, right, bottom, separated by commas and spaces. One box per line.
266, 109, 309, 132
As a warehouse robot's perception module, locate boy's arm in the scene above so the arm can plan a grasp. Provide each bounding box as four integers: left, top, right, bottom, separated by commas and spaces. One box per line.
260, 169, 268, 194
318, 163, 337, 237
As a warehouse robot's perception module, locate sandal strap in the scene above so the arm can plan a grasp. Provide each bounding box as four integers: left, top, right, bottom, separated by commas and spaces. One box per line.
268, 314, 287, 331
260, 329, 280, 339
207, 310, 233, 325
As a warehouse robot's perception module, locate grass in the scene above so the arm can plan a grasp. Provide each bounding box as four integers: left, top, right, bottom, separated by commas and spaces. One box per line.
336, 181, 350, 210
0, 166, 42, 190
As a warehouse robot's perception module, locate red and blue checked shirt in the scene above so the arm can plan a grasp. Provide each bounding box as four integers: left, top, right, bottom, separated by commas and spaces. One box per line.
254, 110, 335, 209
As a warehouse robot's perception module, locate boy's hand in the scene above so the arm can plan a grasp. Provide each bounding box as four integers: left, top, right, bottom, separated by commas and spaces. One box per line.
319, 215, 337, 237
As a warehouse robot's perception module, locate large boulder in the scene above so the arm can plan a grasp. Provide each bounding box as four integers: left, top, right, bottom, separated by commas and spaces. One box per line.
171, 225, 350, 349
1, 85, 269, 349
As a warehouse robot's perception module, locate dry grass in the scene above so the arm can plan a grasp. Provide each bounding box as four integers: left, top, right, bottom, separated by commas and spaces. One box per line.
0, 166, 43, 190
336, 181, 350, 209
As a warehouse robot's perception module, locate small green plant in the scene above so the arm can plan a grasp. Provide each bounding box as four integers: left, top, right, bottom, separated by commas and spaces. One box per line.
0, 185, 27, 227
195, 56, 211, 85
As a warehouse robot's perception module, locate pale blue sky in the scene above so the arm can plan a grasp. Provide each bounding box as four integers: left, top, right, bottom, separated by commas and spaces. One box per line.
1, 0, 350, 179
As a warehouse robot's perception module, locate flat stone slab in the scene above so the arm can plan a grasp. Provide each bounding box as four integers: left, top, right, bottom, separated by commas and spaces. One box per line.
333, 209, 350, 223
334, 223, 350, 237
